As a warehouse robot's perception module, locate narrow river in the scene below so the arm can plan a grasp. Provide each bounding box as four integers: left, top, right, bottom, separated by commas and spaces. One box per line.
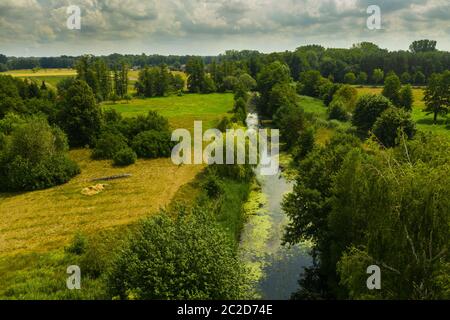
240, 112, 313, 300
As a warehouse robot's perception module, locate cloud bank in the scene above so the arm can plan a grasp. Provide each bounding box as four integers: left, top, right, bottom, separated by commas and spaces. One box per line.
0, 0, 449, 56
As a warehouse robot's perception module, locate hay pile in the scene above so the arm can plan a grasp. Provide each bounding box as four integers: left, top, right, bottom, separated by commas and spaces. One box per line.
81, 184, 107, 196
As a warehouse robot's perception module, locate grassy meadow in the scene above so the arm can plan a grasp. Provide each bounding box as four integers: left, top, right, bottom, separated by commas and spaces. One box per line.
0, 149, 204, 258
105, 93, 234, 131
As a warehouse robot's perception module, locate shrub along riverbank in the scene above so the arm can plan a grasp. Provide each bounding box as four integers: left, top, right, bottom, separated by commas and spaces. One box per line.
0, 164, 255, 300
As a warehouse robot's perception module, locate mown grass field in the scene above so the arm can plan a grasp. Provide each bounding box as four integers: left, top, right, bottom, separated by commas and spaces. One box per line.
0, 149, 204, 258
355, 86, 450, 137
105, 93, 234, 131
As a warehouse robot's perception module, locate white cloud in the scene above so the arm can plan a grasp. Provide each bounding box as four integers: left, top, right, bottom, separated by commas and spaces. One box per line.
0, 0, 448, 56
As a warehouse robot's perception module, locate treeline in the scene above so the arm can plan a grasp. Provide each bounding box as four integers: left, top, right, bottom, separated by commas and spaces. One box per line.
135, 65, 184, 97
74, 55, 129, 102
0, 53, 214, 72
2, 40, 449, 85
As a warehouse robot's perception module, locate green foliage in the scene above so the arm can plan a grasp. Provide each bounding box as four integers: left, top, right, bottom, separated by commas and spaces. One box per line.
233, 97, 247, 123
319, 81, 341, 106
333, 147, 449, 299
58, 80, 102, 147
217, 116, 232, 132
344, 72, 356, 84
0, 116, 79, 192
423, 71, 450, 124
409, 39, 437, 53
65, 232, 88, 255
238, 73, 257, 91
372, 107, 416, 147
202, 173, 224, 198
131, 130, 173, 159
135, 64, 182, 97
382, 73, 402, 106
352, 94, 393, 134
372, 68, 384, 85
267, 83, 298, 117
357, 72, 368, 85
413, 71, 426, 85
0, 75, 25, 117
299, 70, 324, 97
92, 131, 128, 160
295, 127, 315, 160
186, 57, 216, 94
120, 111, 170, 140
400, 72, 411, 84
273, 104, 305, 149
285, 129, 450, 299
107, 207, 249, 300
399, 84, 414, 111
222, 76, 239, 91
113, 147, 137, 166
328, 99, 350, 122
332, 85, 358, 112
75, 56, 112, 101
257, 61, 292, 116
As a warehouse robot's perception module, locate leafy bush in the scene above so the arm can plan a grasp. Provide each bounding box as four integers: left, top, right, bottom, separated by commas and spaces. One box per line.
295, 127, 315, 160
0, 117, 80, 192
332, 85, 358, 112
131, 130, 173, 158
273, 104, 305, 149
107, 207, 249, 300
372, 107, 416, 147
2, 153, 80, 191
120, 111, 170, 140
113, 147, 137, 166
352, 94, 393, 133
92, 132, 128, 160
328, 100, 350, 122
202, 174, 224, 198
65, 232, 88, 255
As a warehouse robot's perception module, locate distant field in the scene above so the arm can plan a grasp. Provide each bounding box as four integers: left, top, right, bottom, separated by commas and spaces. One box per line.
0, 149, 203, 258
2, 68, 187, 93
1, 68, 76, 89
355, 86, 450, 137
105, 93, 234, 131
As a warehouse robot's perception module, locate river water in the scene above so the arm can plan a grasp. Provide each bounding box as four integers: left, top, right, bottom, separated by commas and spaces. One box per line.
239, 112, 313, 300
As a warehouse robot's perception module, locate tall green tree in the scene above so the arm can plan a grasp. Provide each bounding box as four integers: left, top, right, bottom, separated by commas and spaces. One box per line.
58, 80, 102, 147
382, 73, 402, 106
409, 39, 437, 53
372, 69, 384, 86
399, 84, 414, 111
423, 71, 450, 124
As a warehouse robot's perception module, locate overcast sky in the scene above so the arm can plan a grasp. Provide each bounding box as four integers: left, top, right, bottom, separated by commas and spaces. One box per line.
1, 0, 449, 57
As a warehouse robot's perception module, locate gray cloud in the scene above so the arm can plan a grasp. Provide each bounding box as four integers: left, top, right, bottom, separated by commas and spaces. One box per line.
0, 0, 448, 56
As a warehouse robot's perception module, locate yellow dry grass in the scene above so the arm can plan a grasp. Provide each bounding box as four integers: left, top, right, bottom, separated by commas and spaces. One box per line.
0, 149, 203, 257
1, 68, 77, 77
